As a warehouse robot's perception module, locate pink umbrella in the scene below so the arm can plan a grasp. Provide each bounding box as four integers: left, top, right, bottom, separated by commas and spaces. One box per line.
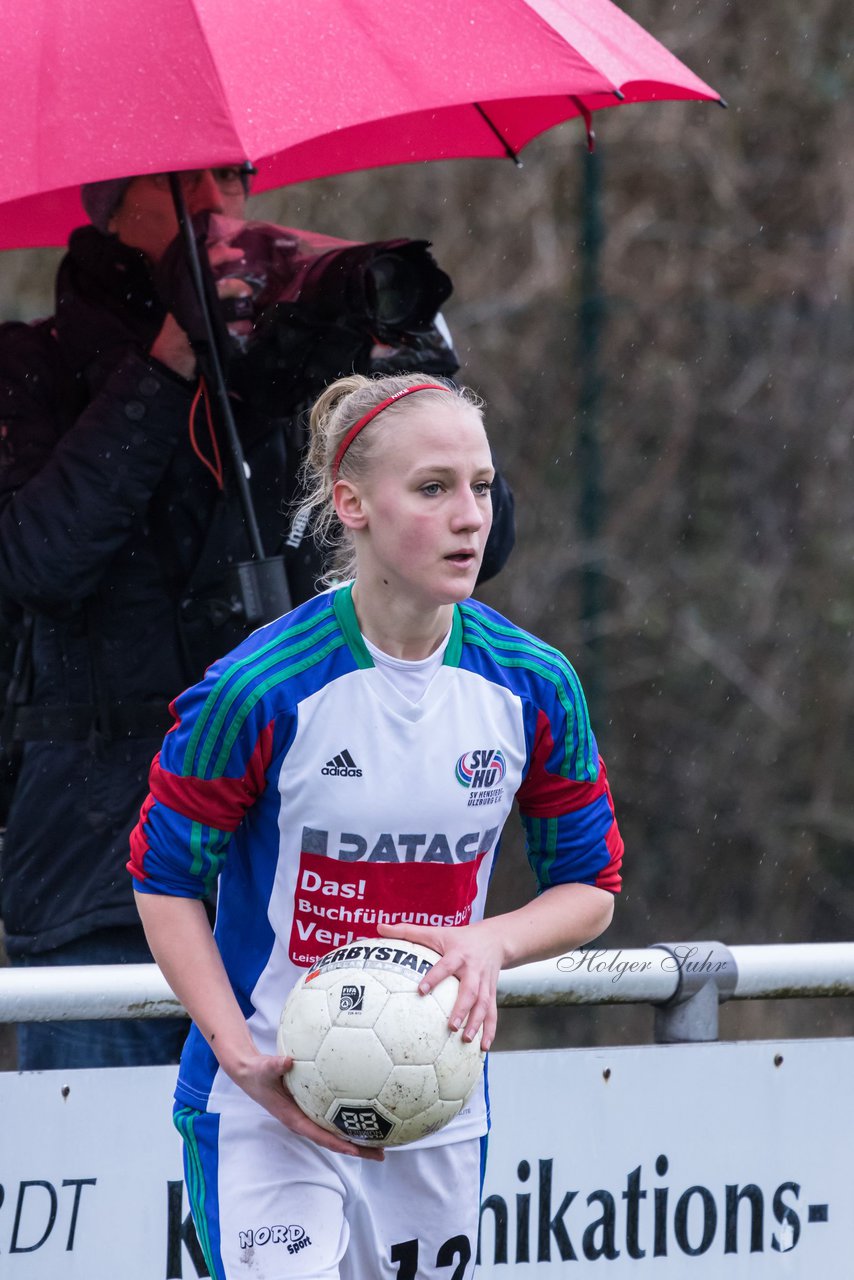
0, 0, 720, 249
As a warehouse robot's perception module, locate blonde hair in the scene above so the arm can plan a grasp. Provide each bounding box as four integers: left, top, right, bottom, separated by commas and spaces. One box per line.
295, 372, 484, 586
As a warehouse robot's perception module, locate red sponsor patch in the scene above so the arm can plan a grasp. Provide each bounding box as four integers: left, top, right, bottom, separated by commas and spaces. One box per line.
289, 849, 485, 967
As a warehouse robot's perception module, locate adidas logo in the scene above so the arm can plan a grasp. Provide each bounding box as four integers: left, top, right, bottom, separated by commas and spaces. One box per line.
322, 749, 363, 778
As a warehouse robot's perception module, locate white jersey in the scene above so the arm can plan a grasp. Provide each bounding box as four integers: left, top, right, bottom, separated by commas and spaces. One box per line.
130, 583, 623, 1145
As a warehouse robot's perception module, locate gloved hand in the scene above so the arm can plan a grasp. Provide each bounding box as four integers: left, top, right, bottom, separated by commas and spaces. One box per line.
154, 211, 235, 376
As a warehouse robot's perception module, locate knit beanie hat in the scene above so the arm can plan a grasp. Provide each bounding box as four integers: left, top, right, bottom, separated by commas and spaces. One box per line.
80, 178, 133, 234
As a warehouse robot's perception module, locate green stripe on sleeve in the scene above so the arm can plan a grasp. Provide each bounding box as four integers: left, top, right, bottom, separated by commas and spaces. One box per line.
182, 608, 339, 776
460, 608, 595, 781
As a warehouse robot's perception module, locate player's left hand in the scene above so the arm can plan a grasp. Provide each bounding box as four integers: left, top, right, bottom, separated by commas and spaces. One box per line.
376, 918, 506, 1051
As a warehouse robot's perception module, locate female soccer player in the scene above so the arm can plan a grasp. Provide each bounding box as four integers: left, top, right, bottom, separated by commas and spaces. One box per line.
129, 372, 623, 1279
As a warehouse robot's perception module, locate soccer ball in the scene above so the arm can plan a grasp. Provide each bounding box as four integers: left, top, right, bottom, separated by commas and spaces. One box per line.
277, 938, 485, 1146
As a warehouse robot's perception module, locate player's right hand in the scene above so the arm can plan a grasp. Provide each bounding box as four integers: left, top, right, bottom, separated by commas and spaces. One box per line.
231, 1051, 385, 1162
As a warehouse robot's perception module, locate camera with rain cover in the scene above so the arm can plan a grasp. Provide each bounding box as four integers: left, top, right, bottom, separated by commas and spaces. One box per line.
158, 214, 459, 415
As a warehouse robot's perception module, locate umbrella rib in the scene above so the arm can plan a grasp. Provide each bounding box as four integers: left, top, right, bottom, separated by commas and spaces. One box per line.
473, 104, 522, 168
569, 95, 596, 153
178, 0, 251, 160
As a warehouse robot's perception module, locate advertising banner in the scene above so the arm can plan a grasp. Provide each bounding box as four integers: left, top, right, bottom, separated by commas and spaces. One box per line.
0, 1038, 850, 1277
479, 1038, 847, 1275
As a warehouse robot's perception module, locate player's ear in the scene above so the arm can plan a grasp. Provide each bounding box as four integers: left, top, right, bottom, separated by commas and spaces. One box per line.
333, 477, 368, 530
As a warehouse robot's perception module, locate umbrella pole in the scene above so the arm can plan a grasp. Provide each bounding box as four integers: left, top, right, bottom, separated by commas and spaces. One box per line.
168, 175, 266, 562
166, 176, 293, 627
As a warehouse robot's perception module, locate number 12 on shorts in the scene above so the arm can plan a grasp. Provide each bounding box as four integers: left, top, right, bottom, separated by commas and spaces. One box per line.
391, 1234, 472, 1280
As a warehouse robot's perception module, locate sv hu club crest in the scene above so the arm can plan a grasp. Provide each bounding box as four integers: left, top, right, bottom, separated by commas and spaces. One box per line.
455, 749, 506, 791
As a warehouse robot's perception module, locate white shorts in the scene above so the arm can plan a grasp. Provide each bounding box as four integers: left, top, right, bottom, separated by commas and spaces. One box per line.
175, 1102, 485, 1279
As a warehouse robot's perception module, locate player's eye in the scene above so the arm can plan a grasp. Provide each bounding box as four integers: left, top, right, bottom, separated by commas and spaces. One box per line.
420, 482, 443, 496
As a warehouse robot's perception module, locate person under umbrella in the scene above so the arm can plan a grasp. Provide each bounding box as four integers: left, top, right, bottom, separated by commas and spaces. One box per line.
0, 165, 515, 1071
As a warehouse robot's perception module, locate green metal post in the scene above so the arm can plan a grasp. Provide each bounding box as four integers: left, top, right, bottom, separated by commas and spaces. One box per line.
577, 145, 605, 724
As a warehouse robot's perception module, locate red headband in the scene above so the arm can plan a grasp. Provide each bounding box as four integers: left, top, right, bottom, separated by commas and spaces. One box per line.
331, 384, 453, 479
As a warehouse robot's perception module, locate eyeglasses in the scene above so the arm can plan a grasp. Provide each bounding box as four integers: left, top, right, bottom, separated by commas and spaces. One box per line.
149, 164, 257, 197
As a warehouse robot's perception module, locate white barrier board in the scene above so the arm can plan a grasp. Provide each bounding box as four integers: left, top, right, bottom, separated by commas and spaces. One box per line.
0, 1038, 850, 1277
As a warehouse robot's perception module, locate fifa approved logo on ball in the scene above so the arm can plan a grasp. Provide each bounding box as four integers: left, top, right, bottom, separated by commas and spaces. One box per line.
339, 984, 365, 1012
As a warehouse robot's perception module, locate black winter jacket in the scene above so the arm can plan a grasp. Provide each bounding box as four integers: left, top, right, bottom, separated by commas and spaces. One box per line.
0, 228, 514, 955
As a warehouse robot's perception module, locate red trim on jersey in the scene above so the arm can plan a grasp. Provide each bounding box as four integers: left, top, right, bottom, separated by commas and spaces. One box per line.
596, 828, 624, 893
128, 792, 156, 883
149, 721, 275, 831
164, 699, 182, 733
597, 763, 624, 892
516, 708, 607, 817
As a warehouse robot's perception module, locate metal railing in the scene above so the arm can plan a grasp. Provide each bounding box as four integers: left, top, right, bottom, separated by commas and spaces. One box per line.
2, 940, 853, 1043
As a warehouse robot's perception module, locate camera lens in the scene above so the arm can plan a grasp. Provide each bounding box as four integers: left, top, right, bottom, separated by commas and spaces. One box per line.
364, 254, 420, 328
